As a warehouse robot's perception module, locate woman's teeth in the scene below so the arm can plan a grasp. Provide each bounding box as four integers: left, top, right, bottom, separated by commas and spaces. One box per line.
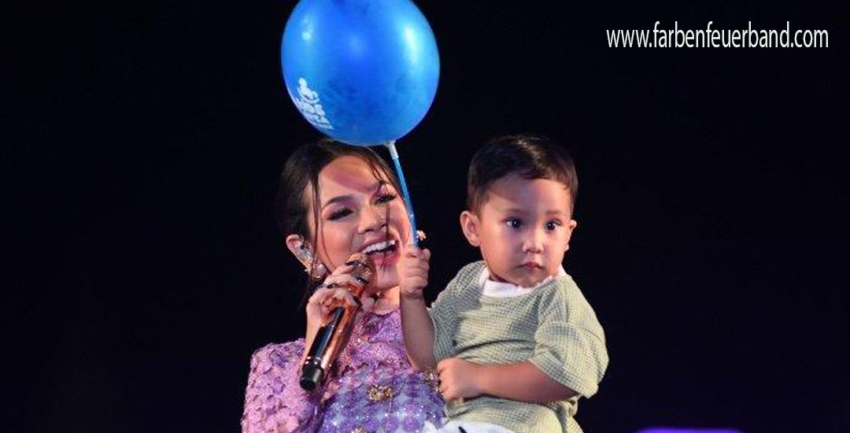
361, 240, 397, 255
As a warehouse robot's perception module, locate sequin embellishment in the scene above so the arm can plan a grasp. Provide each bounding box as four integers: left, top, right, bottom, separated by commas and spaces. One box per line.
366, 384, 394, 402
422, 368, 440, 394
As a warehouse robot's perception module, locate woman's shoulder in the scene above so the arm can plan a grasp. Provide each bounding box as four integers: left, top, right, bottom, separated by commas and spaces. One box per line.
249, 339, 306, 369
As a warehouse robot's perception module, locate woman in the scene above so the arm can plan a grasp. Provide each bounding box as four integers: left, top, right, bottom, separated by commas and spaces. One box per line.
241, 140, 445, 433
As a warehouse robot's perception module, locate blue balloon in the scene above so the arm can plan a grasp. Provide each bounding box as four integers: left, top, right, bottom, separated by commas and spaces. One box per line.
281, 0, 440, 146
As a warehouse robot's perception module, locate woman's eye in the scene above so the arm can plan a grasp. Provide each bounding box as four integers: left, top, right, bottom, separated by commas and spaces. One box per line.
545, 221, 562, 231
375, 193, 397, 205
506, 219, 523, 229
328, 208, 353, 220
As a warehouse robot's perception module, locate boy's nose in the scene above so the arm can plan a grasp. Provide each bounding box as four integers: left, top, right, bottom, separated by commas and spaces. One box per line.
522, 230, 545, 253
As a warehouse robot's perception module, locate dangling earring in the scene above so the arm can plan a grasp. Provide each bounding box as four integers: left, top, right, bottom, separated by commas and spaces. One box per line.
309, 261, 328, 281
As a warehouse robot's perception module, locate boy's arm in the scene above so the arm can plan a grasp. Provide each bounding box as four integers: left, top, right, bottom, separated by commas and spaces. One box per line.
398, 245, 437, 371
525, 279, 609, 399
438, 358, 577, 403
439, 280, 608, 403
400, 296, 437, 371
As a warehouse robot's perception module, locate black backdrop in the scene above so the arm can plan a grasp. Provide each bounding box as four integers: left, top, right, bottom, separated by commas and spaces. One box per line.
5, 1, 849, 433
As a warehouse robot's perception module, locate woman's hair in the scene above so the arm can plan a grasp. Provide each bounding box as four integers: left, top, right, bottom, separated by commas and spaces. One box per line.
275, 139, 402, 294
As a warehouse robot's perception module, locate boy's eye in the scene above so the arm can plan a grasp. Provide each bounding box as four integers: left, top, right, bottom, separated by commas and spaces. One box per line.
328, 208, 353, 221
506, 219, 523, 229
545, 221, 561, 231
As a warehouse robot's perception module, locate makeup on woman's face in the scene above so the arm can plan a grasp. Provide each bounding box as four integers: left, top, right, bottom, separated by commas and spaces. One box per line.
309, 156, 410, 291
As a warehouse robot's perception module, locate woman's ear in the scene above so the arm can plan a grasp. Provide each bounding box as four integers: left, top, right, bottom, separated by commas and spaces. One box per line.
460, 211, 481, 247
285, 234, 312, 266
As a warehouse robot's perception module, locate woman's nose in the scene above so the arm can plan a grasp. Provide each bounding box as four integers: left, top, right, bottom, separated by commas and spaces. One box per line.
357, 205, 386, 233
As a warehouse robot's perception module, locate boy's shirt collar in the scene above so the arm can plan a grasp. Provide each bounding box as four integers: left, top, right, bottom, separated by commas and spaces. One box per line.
478, 265, 567, 298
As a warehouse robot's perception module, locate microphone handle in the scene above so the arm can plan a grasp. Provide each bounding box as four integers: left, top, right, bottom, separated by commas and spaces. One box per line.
299, 295, 361, 391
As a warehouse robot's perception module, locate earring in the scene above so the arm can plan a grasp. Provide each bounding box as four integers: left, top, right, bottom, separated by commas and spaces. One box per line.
309, 262, 328, 281
296, 243, 328, 281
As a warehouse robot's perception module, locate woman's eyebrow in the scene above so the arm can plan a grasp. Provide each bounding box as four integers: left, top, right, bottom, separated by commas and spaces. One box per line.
321, 181, 388, 209
321, 195, 353, 209
371, 180, 392, 194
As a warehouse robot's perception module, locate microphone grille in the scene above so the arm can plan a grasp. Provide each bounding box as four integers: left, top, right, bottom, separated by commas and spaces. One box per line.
346, 252, 376, 288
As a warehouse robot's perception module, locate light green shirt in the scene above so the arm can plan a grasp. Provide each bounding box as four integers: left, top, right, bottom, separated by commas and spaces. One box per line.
429, 261, 609, 433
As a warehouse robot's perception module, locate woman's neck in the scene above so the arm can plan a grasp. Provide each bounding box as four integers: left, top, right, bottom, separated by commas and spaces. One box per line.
373, 286, 400, 312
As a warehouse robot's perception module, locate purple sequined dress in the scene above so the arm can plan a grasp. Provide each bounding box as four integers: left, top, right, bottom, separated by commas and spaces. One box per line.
242, 309, 445, 433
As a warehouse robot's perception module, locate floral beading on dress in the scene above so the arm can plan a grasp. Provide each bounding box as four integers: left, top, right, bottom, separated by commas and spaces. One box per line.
242, 309, 445, 433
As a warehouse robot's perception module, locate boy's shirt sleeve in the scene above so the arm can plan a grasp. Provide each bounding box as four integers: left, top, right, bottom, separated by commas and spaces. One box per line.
428, 273, 460, 362
529, 277, 609, 398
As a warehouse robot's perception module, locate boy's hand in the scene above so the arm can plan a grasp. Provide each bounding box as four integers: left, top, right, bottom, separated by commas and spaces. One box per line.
437, 357, 483, 401
398, 245, 431, 300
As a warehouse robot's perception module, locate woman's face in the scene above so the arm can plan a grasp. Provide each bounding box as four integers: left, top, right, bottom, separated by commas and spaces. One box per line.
308, 155, 411, 292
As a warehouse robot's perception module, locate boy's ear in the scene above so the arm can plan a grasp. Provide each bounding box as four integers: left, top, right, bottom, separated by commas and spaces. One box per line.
459, 211, 481, 247
565, 219, 578, 251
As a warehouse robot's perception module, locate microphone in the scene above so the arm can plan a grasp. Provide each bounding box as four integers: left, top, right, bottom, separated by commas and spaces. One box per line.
300, 253, 376, 391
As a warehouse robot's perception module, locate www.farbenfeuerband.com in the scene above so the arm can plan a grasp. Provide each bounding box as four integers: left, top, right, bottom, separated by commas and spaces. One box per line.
607, 22, 829, 48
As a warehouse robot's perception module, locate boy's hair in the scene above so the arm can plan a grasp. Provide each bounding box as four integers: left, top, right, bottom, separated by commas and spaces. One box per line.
467, 134, 578, 213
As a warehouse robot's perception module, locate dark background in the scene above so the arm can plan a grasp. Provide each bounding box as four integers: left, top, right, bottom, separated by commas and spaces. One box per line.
4, 1, 849, 432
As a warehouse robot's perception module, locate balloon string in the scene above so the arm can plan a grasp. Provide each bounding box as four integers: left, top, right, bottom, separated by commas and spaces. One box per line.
385, 141, 418, 247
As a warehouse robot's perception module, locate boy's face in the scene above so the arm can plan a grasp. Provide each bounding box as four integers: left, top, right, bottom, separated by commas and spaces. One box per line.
461, 174, 577, 288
